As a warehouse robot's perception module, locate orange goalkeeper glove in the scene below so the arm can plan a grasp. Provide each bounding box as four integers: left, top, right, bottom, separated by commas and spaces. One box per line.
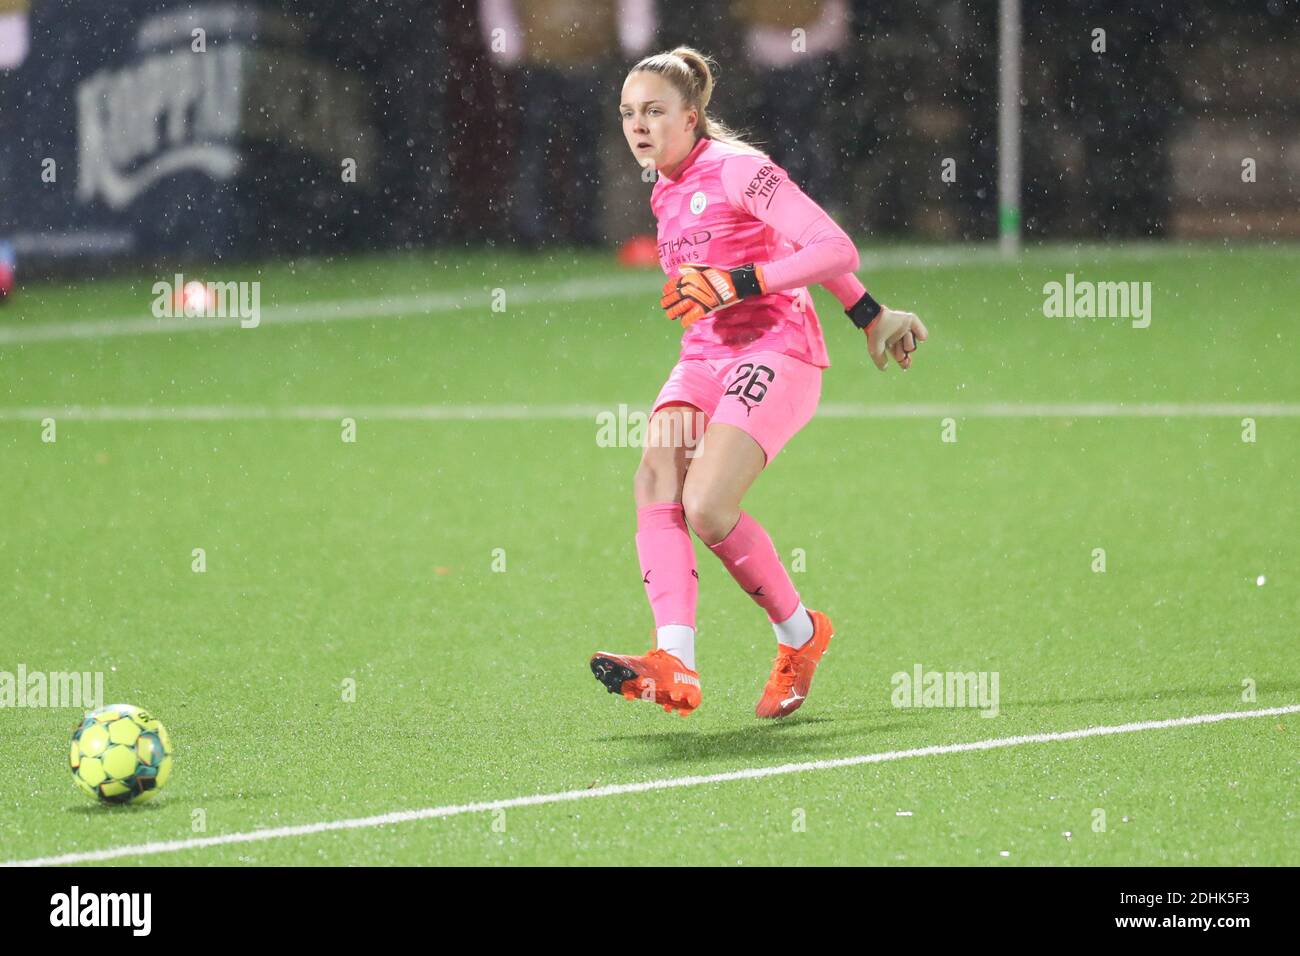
661, 262, 766, 329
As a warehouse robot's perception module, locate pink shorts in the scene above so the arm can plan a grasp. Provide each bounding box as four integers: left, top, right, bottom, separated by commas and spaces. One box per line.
651, 350, 822, 462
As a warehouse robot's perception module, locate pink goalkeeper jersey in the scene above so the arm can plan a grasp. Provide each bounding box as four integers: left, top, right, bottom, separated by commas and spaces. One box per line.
651, 136, 861, 369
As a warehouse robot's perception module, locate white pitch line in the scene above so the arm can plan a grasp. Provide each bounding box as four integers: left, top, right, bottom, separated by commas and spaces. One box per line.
2, 241, 1284, 347
856, 241, 1261, 270
1, 402, 1299, 423
816, 401, 1300, 419
0, 403, 611, 422
0, 275, 660, 346
4, 703, 1296, 867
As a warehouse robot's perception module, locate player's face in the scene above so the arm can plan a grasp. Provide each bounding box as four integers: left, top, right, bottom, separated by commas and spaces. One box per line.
620, 71, 698, 174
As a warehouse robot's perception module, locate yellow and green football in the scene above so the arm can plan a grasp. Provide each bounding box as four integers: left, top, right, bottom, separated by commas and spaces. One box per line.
70, 704, 173, 804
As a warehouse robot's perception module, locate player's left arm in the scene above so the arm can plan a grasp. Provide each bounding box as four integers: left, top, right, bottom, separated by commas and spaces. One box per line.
717, 154, 929, 370
660, 156, 859, 327
821, 272, 929, 371
660, 155, 929, 369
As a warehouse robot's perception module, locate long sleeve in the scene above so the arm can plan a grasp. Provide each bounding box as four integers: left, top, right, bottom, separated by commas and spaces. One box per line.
721, 153, 859, 294
822, 271, 867, 309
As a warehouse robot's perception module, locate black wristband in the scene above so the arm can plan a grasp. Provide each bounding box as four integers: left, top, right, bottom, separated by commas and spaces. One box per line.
728, 264, 764, 299
846, 291, 883, 329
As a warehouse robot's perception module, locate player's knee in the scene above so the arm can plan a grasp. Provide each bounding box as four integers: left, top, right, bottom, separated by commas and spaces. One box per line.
681, 489, 737, 546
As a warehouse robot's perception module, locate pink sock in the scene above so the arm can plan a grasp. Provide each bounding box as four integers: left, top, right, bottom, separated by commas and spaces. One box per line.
635, 503, 698, 629
708, 511, 801, 623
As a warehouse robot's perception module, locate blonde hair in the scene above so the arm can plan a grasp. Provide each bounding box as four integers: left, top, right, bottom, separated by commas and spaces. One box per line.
628, 46, 767, 157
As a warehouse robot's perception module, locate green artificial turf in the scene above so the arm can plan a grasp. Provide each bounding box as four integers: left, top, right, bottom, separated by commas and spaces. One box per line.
0, 243, 1296, 865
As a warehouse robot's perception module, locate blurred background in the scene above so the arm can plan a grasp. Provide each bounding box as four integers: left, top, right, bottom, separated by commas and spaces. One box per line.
0, 0, 1297, 278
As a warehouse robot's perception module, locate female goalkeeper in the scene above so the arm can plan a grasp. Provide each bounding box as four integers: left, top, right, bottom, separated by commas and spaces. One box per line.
589, 47, 927, 718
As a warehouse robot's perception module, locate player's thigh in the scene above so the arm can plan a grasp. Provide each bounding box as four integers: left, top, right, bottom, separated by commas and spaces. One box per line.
680, 352, 822, 538
635, 358, 725, 505
681, 422, 768, 519
635, 402, 708, 504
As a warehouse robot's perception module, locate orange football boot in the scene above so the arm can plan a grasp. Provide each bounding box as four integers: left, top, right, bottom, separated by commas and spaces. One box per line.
590, 648, 701, 716
755, 609, 834, 718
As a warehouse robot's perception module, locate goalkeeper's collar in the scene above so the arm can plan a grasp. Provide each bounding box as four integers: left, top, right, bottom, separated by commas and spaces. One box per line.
657, 136, 711, 183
